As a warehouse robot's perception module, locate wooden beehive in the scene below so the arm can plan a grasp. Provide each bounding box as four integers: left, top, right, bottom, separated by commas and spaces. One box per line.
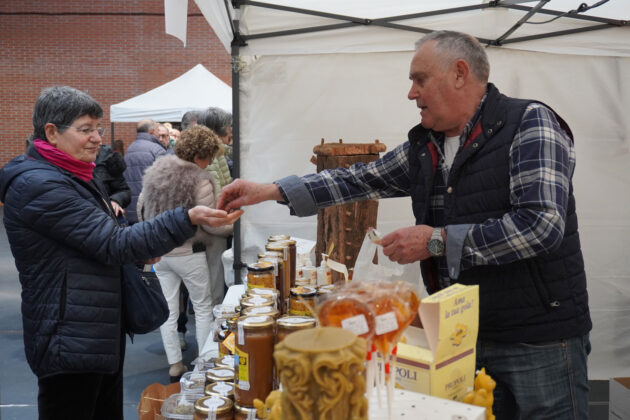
312, 138, 387, 282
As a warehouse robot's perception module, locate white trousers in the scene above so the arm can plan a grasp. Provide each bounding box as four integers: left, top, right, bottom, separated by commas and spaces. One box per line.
205, 237, 228, 306
154, 252, 213, 365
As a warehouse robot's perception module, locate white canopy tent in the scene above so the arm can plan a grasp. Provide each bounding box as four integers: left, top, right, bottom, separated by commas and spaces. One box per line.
109, 64, 232, 122
167, 0, 630, 379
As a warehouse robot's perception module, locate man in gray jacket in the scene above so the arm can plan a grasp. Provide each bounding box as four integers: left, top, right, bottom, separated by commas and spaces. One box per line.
123, 119, 167, 224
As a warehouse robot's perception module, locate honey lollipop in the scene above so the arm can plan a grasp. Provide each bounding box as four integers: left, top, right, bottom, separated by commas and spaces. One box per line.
317, 294, 375, 342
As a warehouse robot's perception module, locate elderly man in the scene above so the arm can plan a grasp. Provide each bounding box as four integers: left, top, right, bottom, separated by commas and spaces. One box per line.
123, 119, 168, 223
219, 31, 591, 419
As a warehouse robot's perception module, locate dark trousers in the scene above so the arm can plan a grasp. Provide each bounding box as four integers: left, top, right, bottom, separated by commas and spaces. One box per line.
38, 367, 124, 420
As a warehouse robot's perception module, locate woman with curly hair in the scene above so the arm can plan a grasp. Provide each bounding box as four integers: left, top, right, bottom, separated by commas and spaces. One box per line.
138, 125, 231, 381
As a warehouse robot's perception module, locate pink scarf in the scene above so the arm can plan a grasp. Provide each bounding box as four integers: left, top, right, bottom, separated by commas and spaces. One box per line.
33, 139, 95, 182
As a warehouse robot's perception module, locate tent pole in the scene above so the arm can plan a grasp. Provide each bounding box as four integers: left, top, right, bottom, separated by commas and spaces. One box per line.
231, 8, 245, 285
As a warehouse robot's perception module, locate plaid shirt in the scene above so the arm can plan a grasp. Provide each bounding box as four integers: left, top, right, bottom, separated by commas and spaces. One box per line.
276, 101, 575, 282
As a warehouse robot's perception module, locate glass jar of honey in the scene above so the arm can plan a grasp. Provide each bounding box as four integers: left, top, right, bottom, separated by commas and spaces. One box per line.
234, 315, 275, 408
289, 286, 317, 316
247, 262, 275, 289
234, 403, 261, 420
205, 381, 235, 401
215, 355, 234, 370
242, 305, 280, 320
205, 367, 235, 387
265, 242, 289, 313
193, 395, 233, 420
276, 315, 316, 343
274, 239, 296, 289
239, 296, 275, 313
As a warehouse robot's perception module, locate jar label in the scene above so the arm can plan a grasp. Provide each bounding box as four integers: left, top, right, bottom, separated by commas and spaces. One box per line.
281, 317, 313, 325
375, 311, 399, 335
213, 369, 234, 378
237, 321, 245, 346
235, 347, 250, 390
213, 381, 232, 396
203, 396, 224, 409
341, 314, 369, 336
219, 355, 235, 368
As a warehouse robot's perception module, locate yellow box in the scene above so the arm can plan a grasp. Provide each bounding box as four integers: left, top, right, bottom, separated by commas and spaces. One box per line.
394, 283, 479, 401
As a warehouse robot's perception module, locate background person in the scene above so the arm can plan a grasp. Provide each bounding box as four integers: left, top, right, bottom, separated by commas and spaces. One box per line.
137, 125, 231, 381
0, 86, 242, 420
93, 143, 131, 225
123, 118, 165, 224
219, 31, 591, 420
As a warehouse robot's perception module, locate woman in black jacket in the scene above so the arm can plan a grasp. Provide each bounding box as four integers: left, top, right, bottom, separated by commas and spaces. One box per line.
94, 143, 131, 225
0, 86, 242, 420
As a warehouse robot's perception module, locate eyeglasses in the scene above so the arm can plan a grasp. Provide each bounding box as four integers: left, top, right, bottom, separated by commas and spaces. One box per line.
58, 125, 106, 137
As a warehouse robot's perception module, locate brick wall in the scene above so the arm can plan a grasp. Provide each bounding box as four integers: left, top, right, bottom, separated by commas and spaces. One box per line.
0, 0, 231, 167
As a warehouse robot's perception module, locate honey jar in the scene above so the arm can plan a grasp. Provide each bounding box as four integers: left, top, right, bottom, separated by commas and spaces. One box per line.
205, 367, 235, 386
234, 403, 260, 420
234, 315, 275, 407
247, 262, 275, 289
205, 381, 235, 401
265, 242, 289, 313
193, 395, 233, 420
240, 296, 275, 312
242, 306, 280, 320
276, 315, 317, 343
289, 286, 317, 316
215, 355, 235, 370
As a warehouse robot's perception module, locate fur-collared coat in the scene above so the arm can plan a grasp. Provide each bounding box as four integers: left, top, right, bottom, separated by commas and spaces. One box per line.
138, 155, 232, 256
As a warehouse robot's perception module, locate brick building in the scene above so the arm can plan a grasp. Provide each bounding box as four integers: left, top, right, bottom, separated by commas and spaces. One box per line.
0, 0, 231, 168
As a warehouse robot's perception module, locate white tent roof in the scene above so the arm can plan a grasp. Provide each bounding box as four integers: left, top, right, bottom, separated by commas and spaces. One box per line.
194, 0, 630, 57
109, 64, 231, 122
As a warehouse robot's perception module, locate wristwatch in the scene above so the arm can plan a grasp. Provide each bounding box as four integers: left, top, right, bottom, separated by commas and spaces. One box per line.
426, 227, 445, 257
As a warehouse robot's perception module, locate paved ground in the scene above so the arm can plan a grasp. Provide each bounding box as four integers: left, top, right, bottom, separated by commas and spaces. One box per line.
0, 208, 199, 420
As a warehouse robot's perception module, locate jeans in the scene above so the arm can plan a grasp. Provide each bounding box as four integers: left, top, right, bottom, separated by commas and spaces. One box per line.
476, 334, 591, 420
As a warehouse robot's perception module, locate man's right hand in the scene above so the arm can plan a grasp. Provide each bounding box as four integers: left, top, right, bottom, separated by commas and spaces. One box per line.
217, 179, 283, 212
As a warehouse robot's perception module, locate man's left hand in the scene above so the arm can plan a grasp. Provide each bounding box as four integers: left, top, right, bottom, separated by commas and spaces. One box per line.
381, 225, 434, 264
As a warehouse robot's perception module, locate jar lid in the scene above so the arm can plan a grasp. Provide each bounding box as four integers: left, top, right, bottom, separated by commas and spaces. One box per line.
238, 315, 274, 329
276, 239, 297, 246
240, 296, 274, 308
246, 287, 279, 297
268, 234, 291, 242
277, 315, 317, 330
205, 381, 234, 398
194, 395, 233, 415
247, 261, 274, 272
290, 286, 317, 297
242, 306, 280, 319
234, 402, 259, 416
265, 243, 287, 252
215, 355, 235, 369
205, 367, 235, 383
258, 251, 282, 259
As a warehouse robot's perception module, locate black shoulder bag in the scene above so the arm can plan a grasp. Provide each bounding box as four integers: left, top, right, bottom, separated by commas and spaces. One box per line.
121, 263, 169, 335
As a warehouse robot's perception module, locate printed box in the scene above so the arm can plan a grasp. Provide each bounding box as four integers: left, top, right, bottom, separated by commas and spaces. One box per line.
394, 283, 479, 401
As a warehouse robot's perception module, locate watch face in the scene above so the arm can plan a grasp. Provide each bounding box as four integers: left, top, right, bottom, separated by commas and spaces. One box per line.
427, 239, 445, 256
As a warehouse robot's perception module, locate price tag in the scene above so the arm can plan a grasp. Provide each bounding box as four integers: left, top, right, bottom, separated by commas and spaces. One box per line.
341, 314, 369, 336
375, 312, 399, 335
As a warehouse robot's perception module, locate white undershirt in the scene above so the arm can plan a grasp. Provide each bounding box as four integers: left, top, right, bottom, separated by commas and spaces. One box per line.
443, 135, 460, 169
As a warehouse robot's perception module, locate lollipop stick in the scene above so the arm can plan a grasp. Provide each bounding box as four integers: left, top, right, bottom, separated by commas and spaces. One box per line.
386, 353, 393, 420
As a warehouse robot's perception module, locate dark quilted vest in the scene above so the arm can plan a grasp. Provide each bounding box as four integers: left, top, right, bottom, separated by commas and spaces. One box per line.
408, 84, 591, 343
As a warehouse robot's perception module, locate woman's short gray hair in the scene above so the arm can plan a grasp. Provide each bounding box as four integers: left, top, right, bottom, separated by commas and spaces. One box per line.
32, 86, 102, 141
415, 31, 489, 83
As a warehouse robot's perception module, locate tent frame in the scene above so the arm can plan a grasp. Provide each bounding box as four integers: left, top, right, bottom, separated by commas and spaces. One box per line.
224, 0, 627, 283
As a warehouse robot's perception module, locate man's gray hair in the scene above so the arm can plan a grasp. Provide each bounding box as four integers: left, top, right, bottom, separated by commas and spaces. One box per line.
415, 31, 489, 83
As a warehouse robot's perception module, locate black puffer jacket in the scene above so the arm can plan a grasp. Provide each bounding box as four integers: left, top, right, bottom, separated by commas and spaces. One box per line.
0, 147, 196, 378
